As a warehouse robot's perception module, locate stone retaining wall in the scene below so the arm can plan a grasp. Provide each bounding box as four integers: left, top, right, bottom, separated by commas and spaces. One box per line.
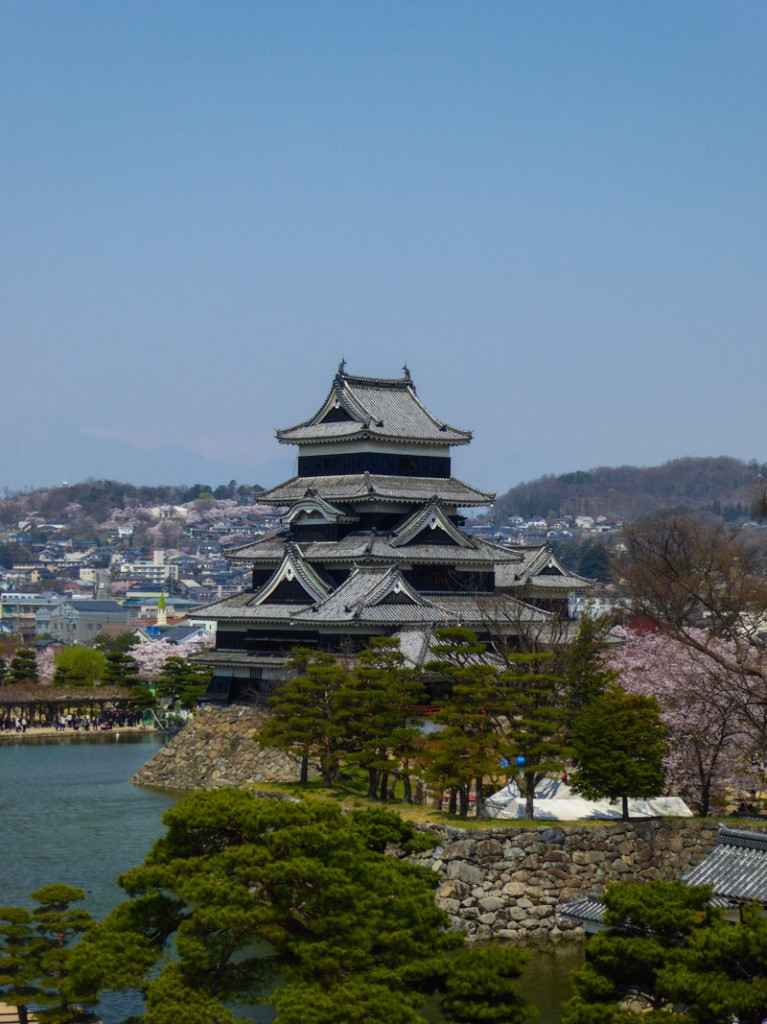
406, 819, 767, 940
131, 705, 310, 789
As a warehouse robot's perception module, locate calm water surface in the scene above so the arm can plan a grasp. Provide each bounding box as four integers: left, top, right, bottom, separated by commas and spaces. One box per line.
0, 736, 582, 1022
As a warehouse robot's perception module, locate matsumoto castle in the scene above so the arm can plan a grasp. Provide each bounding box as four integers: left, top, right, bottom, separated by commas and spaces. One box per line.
197, 363, 590, 699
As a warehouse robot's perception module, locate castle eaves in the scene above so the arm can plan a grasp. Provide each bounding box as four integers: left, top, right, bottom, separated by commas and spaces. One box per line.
259, 473, 494, 507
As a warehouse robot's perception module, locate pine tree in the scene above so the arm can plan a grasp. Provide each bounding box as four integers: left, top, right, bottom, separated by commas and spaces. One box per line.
495, 650, 568, 820
7, 648, 39, 685
426, 629, 501, 818
337, 637, 426, 801
68, 791, 523, 1024
0, 884, 98, 1024
259, 650, 350, 786
570, 687, 667, 819
562, 880, 767, 1024
155, 656, 211, 709
100, 650, 139, 687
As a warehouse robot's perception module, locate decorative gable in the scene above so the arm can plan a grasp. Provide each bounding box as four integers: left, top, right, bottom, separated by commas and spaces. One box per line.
317, 402, 355, 424
283, 494, 358, 526
390, 500, 474, 550
538, 561, 564, 576
255, 548, 331, 606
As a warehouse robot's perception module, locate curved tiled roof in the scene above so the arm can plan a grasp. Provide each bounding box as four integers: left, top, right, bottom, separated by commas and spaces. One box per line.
276, 368, 472, 447
259, 473, 494, 507
683, 824, 767, 904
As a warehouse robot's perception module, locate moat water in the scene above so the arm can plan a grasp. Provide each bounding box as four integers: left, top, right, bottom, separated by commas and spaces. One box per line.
0, 735, 582, 1022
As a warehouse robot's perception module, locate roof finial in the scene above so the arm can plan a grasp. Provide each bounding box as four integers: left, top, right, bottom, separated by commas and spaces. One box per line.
337, 357, 347, 376
402, 363, 411, 381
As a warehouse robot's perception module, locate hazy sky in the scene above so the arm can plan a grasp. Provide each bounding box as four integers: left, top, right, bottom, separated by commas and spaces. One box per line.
3, 1, 766, 497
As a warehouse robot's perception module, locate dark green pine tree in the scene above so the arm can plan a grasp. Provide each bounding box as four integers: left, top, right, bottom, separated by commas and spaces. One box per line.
338, 637, 426, 802
0, 884, 98, 1024
100, 650, 139, 687
0, 656, 7, 686
7, 647, 39, 685
657, 901, 767, 1024
563, 880, 722, 1024
496, 650, 568, 820
67, 790, 505, 1024
155, 656, 211, 710
570, 687, 667, 820
259, 650, 351, 786
440, 943, 535, 1024
427, 629, 502, 819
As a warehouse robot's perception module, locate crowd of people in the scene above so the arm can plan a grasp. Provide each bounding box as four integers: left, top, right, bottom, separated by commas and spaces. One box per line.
1, 706, 146, 733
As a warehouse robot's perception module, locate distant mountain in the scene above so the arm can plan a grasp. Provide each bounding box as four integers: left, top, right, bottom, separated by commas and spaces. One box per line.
494, 457, 767, 522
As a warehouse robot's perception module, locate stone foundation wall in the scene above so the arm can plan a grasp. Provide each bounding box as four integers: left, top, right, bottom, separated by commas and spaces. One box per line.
132, 704, 311, 789
406, 819, 767, 940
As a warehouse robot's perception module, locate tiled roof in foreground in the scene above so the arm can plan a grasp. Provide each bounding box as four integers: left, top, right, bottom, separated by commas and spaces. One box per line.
683, 824, 767, 904
259, 473, 494, 507
559, 824, 767, 930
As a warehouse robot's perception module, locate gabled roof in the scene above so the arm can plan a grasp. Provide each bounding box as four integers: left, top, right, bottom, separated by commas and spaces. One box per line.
495, 545, 593, 591
275, 365, 473, 447
224, 517, 525, 569
259, 473, 494, 508
683, 824, 767, 905
253, 545, 333, 606
389, 498, 475, 549
295, 565, 454, 625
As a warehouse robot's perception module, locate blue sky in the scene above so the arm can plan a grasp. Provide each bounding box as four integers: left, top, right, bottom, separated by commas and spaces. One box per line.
2, 1, 766, 497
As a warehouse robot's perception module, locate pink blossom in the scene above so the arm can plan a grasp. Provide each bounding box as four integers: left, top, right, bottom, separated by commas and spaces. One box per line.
609, 627, 762, 814
131, 639, 176, 680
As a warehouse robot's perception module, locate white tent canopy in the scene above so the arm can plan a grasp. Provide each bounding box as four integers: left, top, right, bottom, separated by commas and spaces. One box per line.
484, 778, 692, 821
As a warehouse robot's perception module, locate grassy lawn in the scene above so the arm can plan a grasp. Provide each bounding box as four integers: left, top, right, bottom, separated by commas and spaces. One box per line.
244, 771, 735, 830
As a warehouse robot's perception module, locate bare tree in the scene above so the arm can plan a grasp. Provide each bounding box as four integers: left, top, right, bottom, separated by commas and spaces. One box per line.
616, 511, 767, 684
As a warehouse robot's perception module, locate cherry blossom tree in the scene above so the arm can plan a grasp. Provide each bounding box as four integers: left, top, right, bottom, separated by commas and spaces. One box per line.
130, 639, 176, 681
609, 627, 759, 815
36, 647, 55, 685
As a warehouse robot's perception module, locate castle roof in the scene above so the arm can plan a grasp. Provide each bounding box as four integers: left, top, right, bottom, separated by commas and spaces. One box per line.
495, 545, 593, 591
259, 473, 493, 507
276, 365, 472, 447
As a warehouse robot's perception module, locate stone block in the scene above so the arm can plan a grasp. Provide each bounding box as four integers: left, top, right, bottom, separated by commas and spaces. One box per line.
502, 881, 527, 897
475, 839, 504, 861
446, 861, 484, 885
443, 840, 477, 860
438, 879, 470, 900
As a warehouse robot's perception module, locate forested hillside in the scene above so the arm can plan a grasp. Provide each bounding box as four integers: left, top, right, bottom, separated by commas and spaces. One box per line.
495, 457, 766, 521
0, 479, 264, 525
